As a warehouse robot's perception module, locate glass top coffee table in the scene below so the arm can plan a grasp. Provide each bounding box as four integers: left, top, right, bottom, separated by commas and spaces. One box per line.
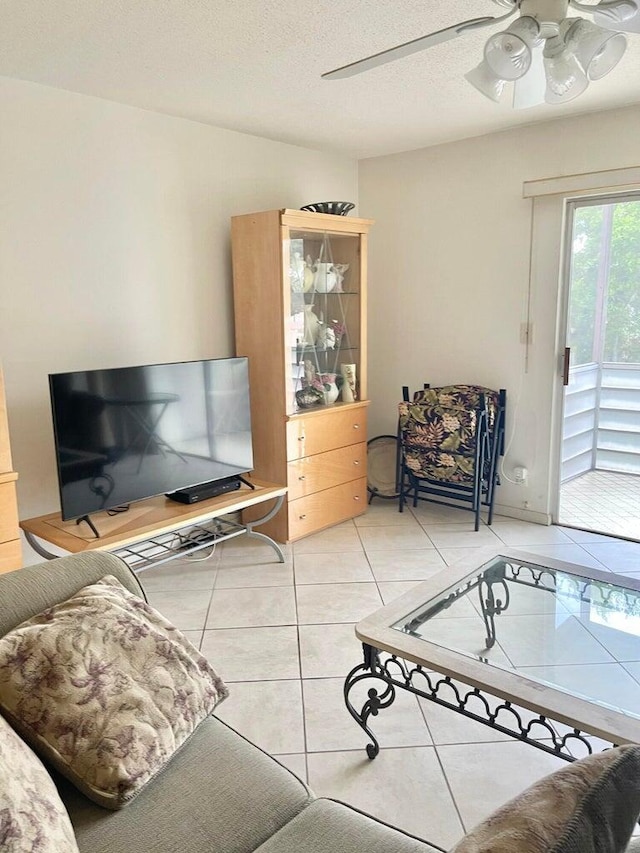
346, 548, 640, 761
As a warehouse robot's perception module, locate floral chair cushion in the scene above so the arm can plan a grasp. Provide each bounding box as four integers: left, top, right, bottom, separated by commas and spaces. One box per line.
0, 575, 229, 810
412, 385, 502, 432
398, 401, 480, 484
0, 712, 79, 852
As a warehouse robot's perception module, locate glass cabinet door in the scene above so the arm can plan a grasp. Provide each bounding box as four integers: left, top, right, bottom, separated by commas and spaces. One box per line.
285, 228, 362, 414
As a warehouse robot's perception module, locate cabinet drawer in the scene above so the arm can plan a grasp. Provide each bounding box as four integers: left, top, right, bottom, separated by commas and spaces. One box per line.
287, 442, 366, 501
0, 539, 22, 574
286, 406, 367, 461
0, 481, 19, 544
287, 477, 367, 540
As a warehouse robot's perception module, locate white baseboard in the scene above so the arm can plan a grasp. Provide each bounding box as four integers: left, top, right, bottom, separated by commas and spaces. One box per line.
491, 503, 552, 526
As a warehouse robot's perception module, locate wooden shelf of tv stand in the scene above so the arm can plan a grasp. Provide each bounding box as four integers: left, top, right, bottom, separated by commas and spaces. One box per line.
19, 479, 287, 564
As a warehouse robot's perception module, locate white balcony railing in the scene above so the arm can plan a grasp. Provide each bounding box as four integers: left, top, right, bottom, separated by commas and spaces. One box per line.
561, 363, 640, 482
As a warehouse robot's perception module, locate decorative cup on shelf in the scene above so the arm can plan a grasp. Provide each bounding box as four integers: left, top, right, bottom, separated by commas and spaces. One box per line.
321, 373, 340, 404
340, 363, 357, 403
313, 262, 337, 293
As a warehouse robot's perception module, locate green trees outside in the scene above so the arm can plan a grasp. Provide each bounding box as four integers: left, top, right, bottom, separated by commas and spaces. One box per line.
569, 200, 640, 366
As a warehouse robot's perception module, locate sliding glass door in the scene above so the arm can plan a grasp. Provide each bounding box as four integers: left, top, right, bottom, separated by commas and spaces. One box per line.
558, 195, 640, 540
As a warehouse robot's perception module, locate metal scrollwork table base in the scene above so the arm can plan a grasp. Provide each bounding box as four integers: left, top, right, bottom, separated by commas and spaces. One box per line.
344, 548, 640, 764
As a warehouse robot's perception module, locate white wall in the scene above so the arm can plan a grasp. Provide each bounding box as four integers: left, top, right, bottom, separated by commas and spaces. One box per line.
359, 105, 640, 522
0, 76, 358, 531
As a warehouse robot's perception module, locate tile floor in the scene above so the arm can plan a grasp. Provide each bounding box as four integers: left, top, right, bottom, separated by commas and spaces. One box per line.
138, 501, 640, 850
560, 469, 640, 541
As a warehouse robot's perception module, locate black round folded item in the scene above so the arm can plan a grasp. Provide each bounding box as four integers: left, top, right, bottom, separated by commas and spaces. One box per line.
300, 201, 355, 216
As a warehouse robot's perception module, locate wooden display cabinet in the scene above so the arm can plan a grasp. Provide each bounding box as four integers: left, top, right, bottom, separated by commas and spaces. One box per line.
231, 208, 374, 543
0, 368, 22, 572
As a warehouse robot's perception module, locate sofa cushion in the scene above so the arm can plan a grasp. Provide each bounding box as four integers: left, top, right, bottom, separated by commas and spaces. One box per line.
251, 798, 444, 852
0, 712, 79, 852
451, 745, 640, 853
0, 574, 228, 810
59, 716, 314, 853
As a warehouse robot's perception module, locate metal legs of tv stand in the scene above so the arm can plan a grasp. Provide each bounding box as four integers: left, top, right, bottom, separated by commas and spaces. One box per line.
23, 531, 61, 561
243, 497, 286, 562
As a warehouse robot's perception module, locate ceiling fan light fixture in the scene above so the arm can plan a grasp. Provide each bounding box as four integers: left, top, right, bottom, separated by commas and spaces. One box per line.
322, 0, 638, 109
465, 60, 508, 102
484, 15, 541, 79
543, 36, 590, 102
567, 17, 627, 78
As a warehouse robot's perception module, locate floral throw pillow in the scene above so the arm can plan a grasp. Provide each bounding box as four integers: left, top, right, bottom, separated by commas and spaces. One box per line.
0, 575, 228, 810
0, 712, 79, 852
452, 745, 640, 853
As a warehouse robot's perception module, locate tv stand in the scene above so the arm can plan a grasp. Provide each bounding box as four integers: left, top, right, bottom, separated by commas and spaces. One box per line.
20, 479, 287, 573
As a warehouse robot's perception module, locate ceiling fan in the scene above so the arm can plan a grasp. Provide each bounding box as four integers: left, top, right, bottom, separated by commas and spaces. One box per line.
322, 0, 640, 108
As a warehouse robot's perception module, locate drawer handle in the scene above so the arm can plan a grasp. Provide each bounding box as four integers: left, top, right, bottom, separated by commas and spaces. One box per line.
353, 460, 360, 466
298, 436, 305, 441
353, 424, 360, 430
354, 496, 360, 502
298, 475, 306, 481
299, 514, 307, 520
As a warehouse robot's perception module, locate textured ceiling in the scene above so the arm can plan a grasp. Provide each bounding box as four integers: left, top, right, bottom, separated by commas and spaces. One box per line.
1, 0, 639, 158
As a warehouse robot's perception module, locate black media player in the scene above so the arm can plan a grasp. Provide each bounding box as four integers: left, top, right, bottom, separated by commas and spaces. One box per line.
167, 476, 242, 505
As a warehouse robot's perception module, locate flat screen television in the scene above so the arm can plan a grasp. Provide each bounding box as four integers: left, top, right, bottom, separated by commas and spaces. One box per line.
49, 357, 254, 521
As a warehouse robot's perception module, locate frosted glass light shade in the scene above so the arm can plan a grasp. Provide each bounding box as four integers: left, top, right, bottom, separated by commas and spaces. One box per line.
544, 47, 589, 103
484, 16, 540, 80
569, 18, 627, 79
512, 47, 546, 108
465, 61, 508, 102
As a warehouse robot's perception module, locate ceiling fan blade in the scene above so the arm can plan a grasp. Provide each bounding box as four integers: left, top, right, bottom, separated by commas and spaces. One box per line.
322, 17, 507, 80
571, 0, 640, 32
594, 9, 640, 32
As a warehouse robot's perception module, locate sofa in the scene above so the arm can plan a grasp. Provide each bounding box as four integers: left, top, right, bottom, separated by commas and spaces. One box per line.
1, 551, 640, 853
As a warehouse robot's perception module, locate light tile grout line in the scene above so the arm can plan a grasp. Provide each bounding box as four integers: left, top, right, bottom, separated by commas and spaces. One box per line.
137, 503, 638, 840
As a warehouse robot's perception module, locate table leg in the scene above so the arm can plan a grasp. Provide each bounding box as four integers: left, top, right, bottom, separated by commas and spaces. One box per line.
243, 494, 286, 563
477, 571, 510, 649
24, 531, 59, 560
343, 643, 397, 759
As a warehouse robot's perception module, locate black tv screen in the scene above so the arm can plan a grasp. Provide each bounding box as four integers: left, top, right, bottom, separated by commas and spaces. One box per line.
49, 357, 254, 520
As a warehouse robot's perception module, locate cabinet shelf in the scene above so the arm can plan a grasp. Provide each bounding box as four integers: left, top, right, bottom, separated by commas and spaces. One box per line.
113, 516, 244, 572
292, 346, 360, 356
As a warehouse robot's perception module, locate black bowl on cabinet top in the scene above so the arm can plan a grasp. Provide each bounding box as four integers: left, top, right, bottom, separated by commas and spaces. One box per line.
300, 201, 355, 216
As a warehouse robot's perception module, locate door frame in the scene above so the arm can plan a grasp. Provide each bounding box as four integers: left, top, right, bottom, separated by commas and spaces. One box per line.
523, 167, 640, 529
551, 189, 640, 525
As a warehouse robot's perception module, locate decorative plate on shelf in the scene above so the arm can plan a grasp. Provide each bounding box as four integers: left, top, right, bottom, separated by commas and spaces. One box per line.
367, 435, 400, 500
